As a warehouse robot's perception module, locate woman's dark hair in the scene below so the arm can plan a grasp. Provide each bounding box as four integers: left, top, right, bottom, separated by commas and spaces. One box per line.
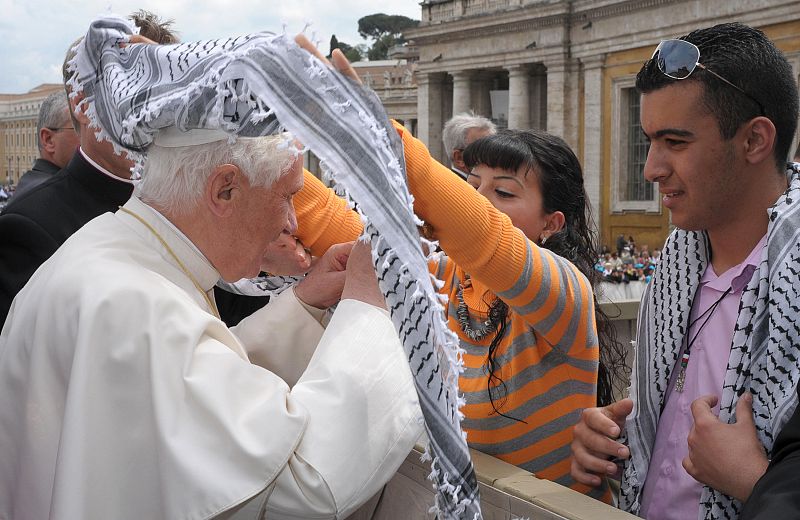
463, 129, 628, 412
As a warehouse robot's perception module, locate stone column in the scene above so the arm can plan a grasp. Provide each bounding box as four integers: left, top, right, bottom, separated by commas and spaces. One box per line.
581, 55, 605, 233
417, 72, 445, 161
451, 71, 473, 116
544, 56, 568, 140
473, 72, 493, 119
529, 66, 547, 130
506, 65, 530, 130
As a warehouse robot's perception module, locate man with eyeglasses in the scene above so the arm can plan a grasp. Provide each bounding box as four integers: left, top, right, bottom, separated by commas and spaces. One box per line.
13, 91, 79, 198
442, 111, 496, 180
570, 23, 800, 519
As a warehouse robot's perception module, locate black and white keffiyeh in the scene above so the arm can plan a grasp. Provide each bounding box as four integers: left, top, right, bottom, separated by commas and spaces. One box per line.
620, 164, 800, 519
70, 15, 482, 519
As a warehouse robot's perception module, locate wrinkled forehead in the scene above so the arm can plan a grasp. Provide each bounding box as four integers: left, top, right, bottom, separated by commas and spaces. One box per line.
465, 127, 492, 145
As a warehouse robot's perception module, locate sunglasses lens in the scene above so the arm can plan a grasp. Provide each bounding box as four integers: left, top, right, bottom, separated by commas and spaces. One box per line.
654, 40, 700, 79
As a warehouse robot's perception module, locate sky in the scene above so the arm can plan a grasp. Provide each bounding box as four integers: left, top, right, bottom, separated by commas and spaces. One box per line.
0, 0, 421, 93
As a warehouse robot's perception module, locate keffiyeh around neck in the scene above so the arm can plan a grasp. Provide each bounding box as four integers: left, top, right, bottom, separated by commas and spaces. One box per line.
70, 15, 482, 518
620, 164, 800, 519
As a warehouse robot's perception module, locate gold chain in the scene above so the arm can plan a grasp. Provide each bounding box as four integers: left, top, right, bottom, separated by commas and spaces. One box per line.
119, 206, 221, 320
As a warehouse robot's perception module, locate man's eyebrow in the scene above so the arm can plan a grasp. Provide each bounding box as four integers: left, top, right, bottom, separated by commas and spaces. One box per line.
650, 128, 695, 139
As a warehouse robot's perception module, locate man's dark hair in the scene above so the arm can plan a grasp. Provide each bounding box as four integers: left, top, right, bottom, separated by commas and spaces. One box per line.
636, 22, 799, 170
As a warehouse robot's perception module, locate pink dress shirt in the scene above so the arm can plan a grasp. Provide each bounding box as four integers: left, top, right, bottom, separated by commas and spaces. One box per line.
639, 234, 766, 520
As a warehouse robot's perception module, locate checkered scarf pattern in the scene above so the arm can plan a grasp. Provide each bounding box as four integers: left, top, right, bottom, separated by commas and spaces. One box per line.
70, 15, 481, 519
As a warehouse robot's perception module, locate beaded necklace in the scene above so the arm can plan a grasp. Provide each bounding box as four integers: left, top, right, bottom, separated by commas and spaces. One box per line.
455, 275, 508, 341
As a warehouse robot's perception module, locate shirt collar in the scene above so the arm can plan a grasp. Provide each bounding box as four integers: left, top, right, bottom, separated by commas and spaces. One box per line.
701, 233, 767, 293
118, 197, 220, 292
79, 148, 135, 185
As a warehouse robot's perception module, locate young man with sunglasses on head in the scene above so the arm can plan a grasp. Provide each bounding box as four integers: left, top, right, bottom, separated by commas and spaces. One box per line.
570, 23, 800, 519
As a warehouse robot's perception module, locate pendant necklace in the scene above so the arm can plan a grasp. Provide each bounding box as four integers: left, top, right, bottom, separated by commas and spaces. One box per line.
456, 274, 507, 341
674, 286, 732, 393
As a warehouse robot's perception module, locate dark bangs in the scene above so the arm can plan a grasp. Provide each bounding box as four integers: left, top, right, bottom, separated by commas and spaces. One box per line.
462, 130, 537, 175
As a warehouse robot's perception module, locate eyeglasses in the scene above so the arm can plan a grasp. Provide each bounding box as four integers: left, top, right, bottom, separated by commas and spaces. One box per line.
652, 39, 765, 115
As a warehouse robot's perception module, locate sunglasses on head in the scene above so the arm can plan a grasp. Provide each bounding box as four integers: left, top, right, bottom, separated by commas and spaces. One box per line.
652, 39, 765, 115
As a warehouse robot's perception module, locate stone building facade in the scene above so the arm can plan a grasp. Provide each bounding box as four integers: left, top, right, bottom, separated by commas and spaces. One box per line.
0, 84, 65, 188
353, 57, 418, 135
405, 0, 800, 248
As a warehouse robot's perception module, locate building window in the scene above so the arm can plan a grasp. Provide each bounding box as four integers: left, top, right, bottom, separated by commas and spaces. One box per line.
625, 93, 652, 201
610, 79, 660, 213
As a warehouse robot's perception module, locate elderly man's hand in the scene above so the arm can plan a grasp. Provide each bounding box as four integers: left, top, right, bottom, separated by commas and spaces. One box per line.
341, 241, 385, 310
683, 393, 768, 502
261, 231, 311, 276
293, 241, 353, 309
570, 398, 633, 487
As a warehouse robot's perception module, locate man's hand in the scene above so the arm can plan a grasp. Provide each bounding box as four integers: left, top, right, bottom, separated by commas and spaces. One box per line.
261, 231, 311, 276
293, 241, 353, 309
683, 393, 768, 502
570, 398, 634, 486
294, 34, 362, 85
341, 240, 385, 310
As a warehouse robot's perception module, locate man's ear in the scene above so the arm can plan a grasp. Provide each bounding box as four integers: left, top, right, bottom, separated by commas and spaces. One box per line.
206, 164, 242, 217
741, 116, 777, 165
39, 128, 57, 156
452, 149, 465, 170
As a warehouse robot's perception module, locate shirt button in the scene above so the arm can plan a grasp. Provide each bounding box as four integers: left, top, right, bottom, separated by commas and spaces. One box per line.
664, 465, 673, 476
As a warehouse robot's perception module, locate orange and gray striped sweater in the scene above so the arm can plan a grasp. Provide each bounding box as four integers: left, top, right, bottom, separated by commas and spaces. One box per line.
294, 122, 601, 495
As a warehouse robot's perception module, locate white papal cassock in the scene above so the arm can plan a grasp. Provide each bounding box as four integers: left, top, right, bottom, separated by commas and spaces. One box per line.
0, 196, 422, 520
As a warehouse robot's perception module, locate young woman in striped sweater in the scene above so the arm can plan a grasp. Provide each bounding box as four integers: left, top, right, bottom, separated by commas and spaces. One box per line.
293, 124, 624, 496
400, 125, 624, 496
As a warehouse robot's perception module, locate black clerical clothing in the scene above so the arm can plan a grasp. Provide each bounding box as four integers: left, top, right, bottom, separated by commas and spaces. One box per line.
0, 151, 133, 324
13, 159, 61, 198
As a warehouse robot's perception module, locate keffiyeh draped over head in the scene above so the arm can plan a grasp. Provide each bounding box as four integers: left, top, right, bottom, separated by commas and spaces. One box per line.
70, 15, 482, 518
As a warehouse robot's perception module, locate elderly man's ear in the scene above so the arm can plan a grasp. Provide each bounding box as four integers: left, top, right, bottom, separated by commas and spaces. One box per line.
206, 164, 242, 217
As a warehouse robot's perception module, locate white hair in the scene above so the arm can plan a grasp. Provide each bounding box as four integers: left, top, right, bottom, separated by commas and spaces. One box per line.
137, 134, 296, 215
442, 111, 496, 165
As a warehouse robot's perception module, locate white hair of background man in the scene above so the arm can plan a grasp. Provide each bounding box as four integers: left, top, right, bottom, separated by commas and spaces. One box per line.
36, 91, 71, 152
441, 111, 496, 165
138, 135, 296, 215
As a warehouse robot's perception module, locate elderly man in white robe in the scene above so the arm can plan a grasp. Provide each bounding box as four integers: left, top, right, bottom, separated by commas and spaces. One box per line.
0, 128, 422, 519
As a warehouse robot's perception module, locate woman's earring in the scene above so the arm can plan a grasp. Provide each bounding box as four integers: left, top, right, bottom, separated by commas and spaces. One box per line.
540, 233, 549, 245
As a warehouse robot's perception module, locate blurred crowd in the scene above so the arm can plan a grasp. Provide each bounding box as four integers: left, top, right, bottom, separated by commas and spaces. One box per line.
596, 235, 660, 283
